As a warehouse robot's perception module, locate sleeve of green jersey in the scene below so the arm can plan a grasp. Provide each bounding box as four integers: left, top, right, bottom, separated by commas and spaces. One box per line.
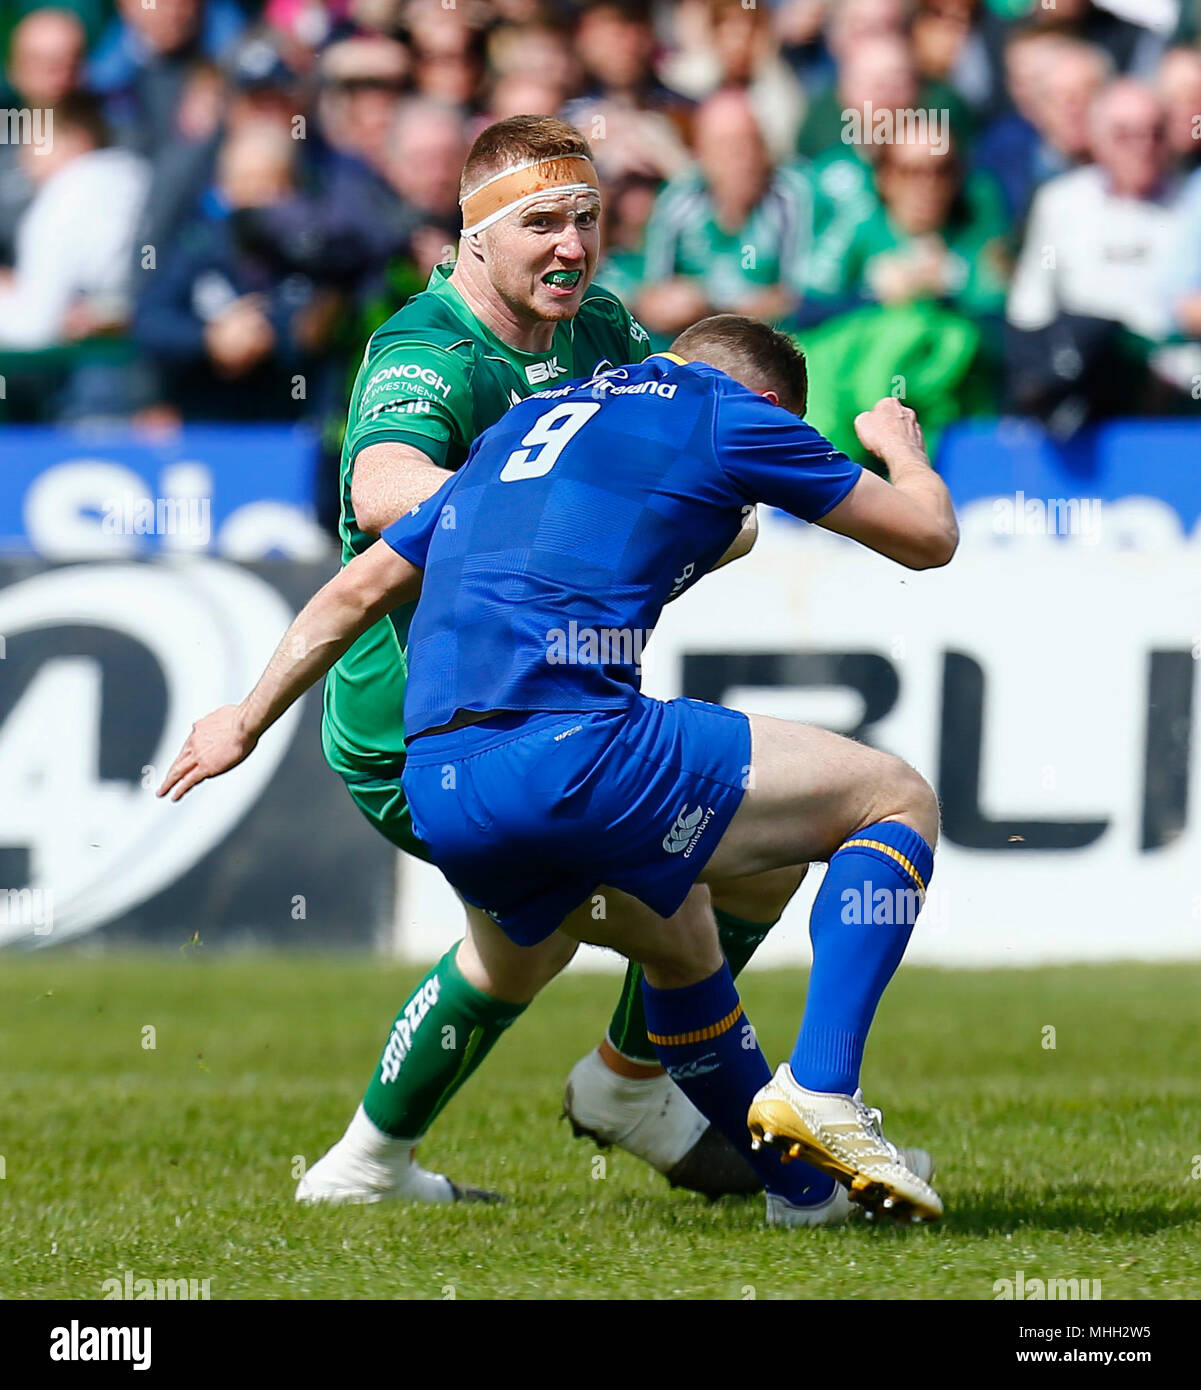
345, 337, 473, 468
625, 309, 651, 364
596, 284, 651, 364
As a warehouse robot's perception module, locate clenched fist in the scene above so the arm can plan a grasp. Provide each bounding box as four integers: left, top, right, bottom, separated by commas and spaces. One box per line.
853, 397, 928, 466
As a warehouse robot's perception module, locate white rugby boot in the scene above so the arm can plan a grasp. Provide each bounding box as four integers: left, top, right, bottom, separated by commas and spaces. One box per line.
295, 1105, 501, 1205
749, 1064, 943, 1223
765, 1145, 936, 1227
563, 1047, 762, 1198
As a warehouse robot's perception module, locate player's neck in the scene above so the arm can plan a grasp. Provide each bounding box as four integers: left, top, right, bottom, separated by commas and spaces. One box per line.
448, 262, 559, 355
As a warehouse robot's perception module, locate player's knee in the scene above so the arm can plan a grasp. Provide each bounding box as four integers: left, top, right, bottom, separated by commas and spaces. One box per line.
460, 918, 576, 1003
870, 757, 940, 848
509, 931, 578, 996
710, 863, 808, 924
640, 887, 722, 988
537, 930, 580, 983
896, 763, 940, 847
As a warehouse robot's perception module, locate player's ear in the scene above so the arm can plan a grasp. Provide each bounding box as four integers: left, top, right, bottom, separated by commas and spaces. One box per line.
760, 389, 780, 407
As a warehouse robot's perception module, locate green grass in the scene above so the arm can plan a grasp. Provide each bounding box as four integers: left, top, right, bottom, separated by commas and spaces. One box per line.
2, 955, 1199, 1300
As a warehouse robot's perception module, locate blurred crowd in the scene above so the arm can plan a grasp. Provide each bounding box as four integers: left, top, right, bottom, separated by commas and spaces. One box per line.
2, 0, 1201, 460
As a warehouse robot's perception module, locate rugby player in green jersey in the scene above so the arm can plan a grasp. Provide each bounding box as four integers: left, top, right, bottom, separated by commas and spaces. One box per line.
302, 116, 808, 1205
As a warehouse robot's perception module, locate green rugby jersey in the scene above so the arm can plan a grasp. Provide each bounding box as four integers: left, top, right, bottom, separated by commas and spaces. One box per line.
641, 163, 814, 311
322, 262, 651, 780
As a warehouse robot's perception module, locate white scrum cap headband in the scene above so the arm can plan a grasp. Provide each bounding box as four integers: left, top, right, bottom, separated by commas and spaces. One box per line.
460, 155, 600, 237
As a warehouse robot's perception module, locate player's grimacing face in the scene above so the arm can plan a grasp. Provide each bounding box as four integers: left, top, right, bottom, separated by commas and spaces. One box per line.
479, 191, 601, 323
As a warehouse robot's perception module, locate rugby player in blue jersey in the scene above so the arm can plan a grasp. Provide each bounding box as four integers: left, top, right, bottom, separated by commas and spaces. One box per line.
161, 315, 957, 1224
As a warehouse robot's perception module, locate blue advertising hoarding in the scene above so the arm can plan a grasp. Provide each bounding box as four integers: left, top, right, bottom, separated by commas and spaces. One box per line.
0, 424, 332, 559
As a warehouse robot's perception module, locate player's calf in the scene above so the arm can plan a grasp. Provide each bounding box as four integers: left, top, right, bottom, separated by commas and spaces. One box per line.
565, 864, 810, 1199
561, 885, 839, 1213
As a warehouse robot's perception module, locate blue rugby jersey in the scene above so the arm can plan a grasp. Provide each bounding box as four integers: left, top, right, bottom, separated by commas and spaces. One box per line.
381, 354, 861, 737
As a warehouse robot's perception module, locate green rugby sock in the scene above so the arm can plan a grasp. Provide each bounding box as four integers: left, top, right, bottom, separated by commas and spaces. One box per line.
605, 908, 775, 1065
362, 944, 527, 1139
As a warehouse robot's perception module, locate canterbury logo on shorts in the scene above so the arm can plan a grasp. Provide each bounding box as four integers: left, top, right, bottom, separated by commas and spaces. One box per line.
663, 805, 703, 853
662, 804, 716, 858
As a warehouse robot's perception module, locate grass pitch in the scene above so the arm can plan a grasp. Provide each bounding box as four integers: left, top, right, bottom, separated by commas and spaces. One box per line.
2, 955, 1199, 1300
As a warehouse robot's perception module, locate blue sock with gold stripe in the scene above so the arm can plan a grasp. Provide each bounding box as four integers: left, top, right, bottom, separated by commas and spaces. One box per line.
791, 820, 934, 1094
642, 962, 836, 1203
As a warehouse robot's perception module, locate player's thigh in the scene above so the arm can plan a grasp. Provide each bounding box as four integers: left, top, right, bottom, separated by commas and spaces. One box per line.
343, 774, 580, 1001
343, 772, 433, 861
459, 900, 579, 1005
556, 884, 722, 988
701, 713, 935, 881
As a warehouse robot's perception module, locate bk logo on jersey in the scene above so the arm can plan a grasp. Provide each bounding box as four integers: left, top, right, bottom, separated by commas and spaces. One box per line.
525, 357, 568, 385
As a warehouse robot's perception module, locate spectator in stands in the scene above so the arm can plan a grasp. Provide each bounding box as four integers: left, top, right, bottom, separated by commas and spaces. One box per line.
593, 168, 660, 314
805, 129, 1009, 322
1006, 80, 1189, 423
1166, 167, 1201, 340
133, 120, 346, 420
378, 98, 470, 283
797, 1, 973, 159
910, 0, 1009, 124
1009, 79, 1184, 340
1157, 46, 1201, 176
973, 32, 1110, 221
635, 88, 813, 338
312, 33, 411, 264
802, 34, 1011, 300
1033, 39, 1113, 167
483, 19, 576, 125
560, 1, 692, 183
977, 35, 1111, 221
771, 0, 835, 93
1024, 0, 1163, 77
1, 5, 85, 105
816, 0, 907, 83
0, 7, 88, 262
316, 33, 409, 175
404, 0, 487, 112
89, 0, 247, 155
804, 31, 919, 240
346, 98, 470, 427
485, 69, 567, 123
0, 92, 148, 349
133, 33, 304, 283
661, 0, 806, 162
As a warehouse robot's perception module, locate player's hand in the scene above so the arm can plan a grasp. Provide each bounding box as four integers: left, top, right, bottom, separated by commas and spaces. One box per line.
853, 397, 928, 466
157, 706, 258, 802
205, 298, 275, 377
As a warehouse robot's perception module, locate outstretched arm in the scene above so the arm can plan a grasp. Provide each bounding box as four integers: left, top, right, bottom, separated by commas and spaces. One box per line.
158, 540, 422, 801
816, 398, 958, 570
